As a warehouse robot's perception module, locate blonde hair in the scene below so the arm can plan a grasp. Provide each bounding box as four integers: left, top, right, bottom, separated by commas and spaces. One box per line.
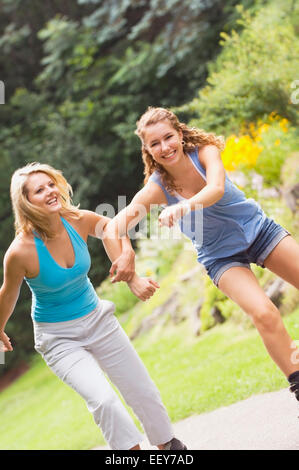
10, 162, 81, 239
135, 107, 225, 193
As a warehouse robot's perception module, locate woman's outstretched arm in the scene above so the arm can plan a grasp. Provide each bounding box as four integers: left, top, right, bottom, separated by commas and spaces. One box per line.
103, 182, 167, 240
158, 145, 225, 227
79, 209, 135, 281
0, 245, 25, 352
80, 209, 159, 301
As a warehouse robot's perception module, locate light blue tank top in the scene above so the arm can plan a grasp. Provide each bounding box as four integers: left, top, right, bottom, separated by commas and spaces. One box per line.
25, 217, 99, 322
148, 147, 266, 266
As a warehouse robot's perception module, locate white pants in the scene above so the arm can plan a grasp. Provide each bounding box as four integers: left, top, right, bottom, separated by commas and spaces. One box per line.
33, 300, 173, 450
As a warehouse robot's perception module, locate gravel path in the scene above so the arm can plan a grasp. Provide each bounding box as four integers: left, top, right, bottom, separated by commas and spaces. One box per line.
93, 388, 299, 450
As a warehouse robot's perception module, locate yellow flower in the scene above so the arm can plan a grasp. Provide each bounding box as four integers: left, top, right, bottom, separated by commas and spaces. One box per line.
222, 134, 262, 171
249, 122, 259, 139
269, 111, 279, 122
279, 118, 289, 133
257, 123, 270, 135
145, 269, 154, 277
222, 111, 290, 172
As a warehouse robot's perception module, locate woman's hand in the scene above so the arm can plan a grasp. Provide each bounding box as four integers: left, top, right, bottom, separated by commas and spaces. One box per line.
127, 274, 160, 301
158, 203, 191, 228
109, 249, 136, 283
0, 330, 13, 352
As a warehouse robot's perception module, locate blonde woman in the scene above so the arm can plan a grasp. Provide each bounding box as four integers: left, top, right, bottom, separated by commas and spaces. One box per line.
0, 162, 187, 450
105, 106, 299, 404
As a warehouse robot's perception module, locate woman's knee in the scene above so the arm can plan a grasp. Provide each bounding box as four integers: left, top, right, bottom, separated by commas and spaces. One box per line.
91, 393, 123, 424
249, 301, 281, 332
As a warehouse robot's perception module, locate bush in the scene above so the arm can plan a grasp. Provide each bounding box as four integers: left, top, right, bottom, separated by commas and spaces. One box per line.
221, 113, 298, 186
181, 0, 299, 134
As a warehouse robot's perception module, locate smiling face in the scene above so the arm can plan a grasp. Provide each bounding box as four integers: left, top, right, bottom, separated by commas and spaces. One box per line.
142, 120, 184, 168
25, 171, 62, 213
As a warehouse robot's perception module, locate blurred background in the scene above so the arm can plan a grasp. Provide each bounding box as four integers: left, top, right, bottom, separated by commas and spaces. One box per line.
0, 0, 298, 449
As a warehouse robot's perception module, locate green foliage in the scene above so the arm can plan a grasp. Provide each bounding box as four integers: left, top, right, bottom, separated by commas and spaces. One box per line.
182, 0, 299, 134
281, 152, 299, 189
254, 125, 297, 186
237, 116, 299, 188
199, 277, 225, 331
97, 279, 139, 318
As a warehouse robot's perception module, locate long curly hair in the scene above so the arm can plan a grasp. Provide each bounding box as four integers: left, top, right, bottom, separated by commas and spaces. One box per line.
135, 107, 225, 193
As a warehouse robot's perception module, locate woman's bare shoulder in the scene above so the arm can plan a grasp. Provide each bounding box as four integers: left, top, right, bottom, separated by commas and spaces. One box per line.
6, 233, 35, 264
62, 211, 89, 240
197, 144, 222, 168
4, 233, 39, 279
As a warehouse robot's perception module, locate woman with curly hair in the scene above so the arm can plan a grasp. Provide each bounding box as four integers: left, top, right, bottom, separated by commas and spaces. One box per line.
105, 106, 299, 404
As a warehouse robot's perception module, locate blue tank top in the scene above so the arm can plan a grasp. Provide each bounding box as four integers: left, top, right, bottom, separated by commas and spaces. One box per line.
148, 147, 266, 266
25, 217, 99, 322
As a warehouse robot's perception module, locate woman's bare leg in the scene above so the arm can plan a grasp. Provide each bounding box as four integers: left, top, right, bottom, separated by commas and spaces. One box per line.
218, 267, 299, 377
263, 235, 299, 289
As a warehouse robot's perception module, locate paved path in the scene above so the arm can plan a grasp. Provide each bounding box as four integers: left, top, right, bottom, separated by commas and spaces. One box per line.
93, 388, 299, 450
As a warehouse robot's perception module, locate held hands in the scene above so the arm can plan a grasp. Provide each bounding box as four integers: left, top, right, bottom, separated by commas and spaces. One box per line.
108, 248, 159, 301
158, 202, 191, 228
0, 330, 13, 352
110, 249, 136, 283
127, 274, 160, 301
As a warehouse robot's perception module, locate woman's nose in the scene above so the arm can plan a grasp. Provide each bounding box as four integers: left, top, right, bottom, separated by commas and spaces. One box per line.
161, 140, 169, 152
46, 186, 55, 196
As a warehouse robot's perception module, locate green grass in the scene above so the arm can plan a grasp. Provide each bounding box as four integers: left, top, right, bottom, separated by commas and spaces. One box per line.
134, 308, 299, 418
0, 307, 298, 450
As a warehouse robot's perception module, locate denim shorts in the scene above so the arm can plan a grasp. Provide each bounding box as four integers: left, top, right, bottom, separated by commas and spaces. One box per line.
205, 217, 290, 287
